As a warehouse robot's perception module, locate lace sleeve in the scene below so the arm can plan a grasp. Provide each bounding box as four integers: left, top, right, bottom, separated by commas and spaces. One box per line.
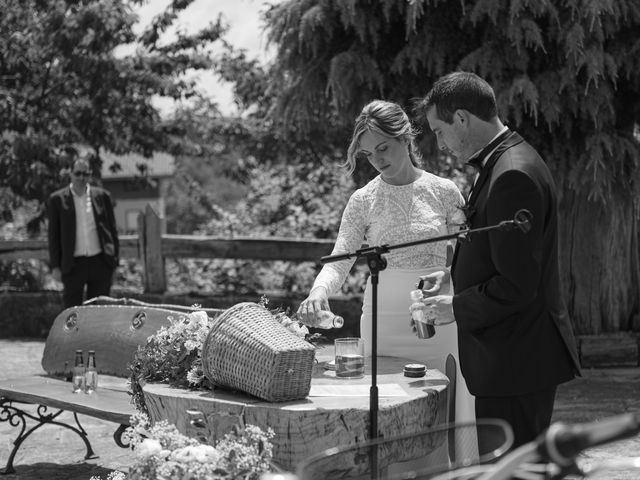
311, 191, 367, 296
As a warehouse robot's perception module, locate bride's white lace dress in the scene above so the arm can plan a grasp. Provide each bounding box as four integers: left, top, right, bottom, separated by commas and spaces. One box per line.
311, 170, 476, 430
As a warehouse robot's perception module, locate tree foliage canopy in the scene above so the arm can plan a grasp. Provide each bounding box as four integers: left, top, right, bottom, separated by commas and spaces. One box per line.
0, 0, 225, 216
264, 0, 640, 201
261, 0, 640, 333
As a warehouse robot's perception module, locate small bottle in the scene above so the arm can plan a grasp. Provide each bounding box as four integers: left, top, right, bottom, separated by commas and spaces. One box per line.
84, 350, 98, 394
72, 350, 85, 393
410, 290, 436, 339
409, 290, 426, 322
312, 311, 345, 329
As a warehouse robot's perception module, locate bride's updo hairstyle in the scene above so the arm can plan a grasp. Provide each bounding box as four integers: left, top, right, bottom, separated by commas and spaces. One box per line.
343, 100, 422, 176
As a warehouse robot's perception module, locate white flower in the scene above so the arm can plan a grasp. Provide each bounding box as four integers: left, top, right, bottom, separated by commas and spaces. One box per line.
186, 366, 204, 386
279, 317, 293, 327
289, 322, 309, 338
184, 339, 199, 352
189, 310, 209, 326
170, 444, 219, 464
136, 438, 163, 459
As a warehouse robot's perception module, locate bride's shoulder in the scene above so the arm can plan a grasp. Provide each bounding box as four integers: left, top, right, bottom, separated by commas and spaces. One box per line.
419, 170, 459, 191
351, 176, 382, 198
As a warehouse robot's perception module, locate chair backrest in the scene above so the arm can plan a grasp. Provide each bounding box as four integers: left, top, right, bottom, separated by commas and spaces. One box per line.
445, 353, 457, 461
42, 304, 223, 377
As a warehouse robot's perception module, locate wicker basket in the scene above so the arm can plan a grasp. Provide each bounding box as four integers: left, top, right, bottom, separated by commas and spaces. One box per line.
201, 302, 316, 402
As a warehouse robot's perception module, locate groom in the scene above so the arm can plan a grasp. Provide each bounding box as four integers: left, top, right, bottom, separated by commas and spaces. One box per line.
414, 72, 581, 448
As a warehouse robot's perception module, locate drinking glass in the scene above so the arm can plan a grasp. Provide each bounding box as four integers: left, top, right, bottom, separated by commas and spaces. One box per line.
334, 337, 365, 378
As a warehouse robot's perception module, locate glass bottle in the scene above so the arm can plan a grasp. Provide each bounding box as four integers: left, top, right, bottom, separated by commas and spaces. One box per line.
72, 350, 85, 393
410, 290, 426, 321
313, 310, 345, 329
84, 350, 98, 394
410, 290, 435, 339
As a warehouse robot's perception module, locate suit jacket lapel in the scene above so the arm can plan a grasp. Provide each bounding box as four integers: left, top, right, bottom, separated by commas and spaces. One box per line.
467, 131, 524, 207
452, 131, 524, 277
90, 187, 101, 217
64, 186, 76, 227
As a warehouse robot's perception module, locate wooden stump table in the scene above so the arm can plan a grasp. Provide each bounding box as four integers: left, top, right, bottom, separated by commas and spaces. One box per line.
143, 355, 449, 474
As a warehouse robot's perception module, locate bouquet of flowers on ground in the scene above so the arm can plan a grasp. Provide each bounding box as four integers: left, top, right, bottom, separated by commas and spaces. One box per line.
90, 412, 275, 480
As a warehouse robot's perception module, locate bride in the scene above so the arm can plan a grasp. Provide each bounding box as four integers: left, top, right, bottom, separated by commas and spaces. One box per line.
297, 100, 476, 464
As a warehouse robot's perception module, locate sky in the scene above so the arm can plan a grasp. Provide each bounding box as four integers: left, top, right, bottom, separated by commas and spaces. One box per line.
132, 0, 279, 115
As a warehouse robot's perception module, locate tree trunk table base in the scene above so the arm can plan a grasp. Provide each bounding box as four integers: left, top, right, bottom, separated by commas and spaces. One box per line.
143, 356, 449, 473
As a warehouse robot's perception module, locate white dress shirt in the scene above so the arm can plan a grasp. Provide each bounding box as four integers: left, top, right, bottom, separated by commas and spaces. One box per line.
71, 184, 102, 257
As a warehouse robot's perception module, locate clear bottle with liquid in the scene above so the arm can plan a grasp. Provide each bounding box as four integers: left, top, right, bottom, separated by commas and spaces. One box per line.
312, 310, 345, 329
84, 350, 98, 394
72, 350, 85, 393
410, 290, 435, 339
410, 290, 426, 321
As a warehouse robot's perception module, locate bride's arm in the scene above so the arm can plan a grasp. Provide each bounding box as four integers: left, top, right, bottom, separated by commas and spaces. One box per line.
297, 192, 367, 323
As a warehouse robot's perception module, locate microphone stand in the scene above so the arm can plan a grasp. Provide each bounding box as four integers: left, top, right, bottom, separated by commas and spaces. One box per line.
320, 210, 531, 479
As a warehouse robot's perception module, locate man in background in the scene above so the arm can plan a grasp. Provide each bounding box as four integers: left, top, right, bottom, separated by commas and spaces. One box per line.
47, 157, 119, 308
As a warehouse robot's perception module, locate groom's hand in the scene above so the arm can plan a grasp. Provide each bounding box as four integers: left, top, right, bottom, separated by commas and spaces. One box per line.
422, 295, 455, 325
418, 270, 451, 297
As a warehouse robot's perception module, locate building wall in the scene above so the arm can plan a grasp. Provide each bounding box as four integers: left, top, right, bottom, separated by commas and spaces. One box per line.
103, 178, 169, 234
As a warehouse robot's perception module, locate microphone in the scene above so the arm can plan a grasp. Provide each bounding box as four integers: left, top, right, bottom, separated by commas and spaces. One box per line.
513, 209, 532, 233
498, 209, 533, 233
537, 412, 640, 466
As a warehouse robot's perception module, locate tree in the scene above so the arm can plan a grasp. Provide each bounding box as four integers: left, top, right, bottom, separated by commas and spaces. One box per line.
0, 0, 226, 229
261, 0, 640, 334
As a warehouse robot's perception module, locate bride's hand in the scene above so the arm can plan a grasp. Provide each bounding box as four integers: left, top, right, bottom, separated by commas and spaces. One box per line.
418, 269, 451, 297
297, 287, 330, 327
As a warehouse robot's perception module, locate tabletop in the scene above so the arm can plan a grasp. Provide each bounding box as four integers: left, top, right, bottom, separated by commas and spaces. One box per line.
142, 354, 449, 472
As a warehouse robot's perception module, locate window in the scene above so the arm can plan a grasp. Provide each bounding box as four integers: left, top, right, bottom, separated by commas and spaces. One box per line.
125, 209, 142, 232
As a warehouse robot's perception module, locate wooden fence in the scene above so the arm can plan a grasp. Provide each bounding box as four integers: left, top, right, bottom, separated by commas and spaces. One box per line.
0, 205, 337, 293
1, 204, 638, 365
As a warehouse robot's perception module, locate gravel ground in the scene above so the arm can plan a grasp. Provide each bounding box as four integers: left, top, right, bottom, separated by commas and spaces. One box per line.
1, 339, 639, 479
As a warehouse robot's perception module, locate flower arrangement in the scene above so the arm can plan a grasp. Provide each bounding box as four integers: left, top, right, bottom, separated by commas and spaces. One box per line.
129, 308, 215, 413
257, 294, 326, 345
90, 412, 275, 480
128, 299, 322, 413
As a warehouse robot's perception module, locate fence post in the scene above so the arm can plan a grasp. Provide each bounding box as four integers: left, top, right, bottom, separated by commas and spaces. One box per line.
138, 204, 166, 293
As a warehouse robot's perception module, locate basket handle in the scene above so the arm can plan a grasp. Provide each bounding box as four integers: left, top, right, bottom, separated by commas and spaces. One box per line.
83, 295, 224, 315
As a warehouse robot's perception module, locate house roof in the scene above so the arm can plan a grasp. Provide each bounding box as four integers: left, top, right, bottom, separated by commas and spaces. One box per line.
100, 150, 176, 179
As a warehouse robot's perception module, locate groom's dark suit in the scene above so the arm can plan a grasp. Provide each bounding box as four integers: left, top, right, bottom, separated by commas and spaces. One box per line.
451, 130, 581, 444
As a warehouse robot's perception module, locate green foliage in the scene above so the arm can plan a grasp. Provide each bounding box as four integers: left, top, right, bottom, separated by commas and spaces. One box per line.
264, 0, 640, 201
129, 310, 215, 414
0, 189, 52, 291
0, 0, 226, 224
163, 159, 367, 297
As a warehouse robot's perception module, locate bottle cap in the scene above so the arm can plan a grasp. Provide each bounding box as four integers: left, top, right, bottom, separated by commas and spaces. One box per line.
403, 363, 426, 377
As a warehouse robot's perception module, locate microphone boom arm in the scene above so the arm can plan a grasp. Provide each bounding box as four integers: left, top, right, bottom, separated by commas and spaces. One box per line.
321, 209, 531, 265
